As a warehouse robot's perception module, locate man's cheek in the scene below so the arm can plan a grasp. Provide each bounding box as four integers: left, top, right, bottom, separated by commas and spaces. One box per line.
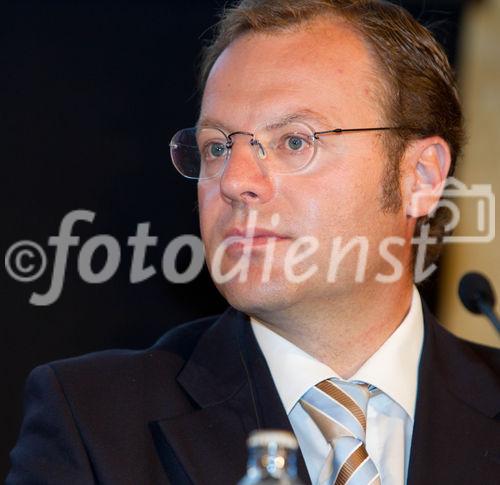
198, 180, 220, 201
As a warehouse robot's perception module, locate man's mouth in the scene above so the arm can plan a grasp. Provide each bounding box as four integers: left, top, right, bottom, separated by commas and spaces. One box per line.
223, 228, 291, 248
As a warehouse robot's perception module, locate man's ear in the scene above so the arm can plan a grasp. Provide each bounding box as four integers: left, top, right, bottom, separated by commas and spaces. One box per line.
404, 137, 452, 218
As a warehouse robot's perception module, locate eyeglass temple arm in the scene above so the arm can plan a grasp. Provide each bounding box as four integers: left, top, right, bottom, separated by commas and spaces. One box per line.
313, 127, 401, 138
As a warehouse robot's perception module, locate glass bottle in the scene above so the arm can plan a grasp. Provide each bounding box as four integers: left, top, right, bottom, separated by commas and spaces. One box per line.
237, 430, 304, 485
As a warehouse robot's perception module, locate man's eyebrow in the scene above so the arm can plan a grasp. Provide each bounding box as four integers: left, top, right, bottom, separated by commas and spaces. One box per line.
196, 109, 334, 131
278, 109, 333, 127
196, 116, 231, 131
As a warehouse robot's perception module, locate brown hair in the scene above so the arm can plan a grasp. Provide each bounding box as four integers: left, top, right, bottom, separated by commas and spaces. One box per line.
199, 0, 465, 270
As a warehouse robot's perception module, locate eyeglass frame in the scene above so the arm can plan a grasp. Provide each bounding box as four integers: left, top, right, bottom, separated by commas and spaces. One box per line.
169, 124, 405, 180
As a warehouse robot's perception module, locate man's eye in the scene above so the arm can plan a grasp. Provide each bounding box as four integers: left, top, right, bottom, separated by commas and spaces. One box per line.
211, 143, 226, 157
203, 142, 227, 159
281, 134, 312, 152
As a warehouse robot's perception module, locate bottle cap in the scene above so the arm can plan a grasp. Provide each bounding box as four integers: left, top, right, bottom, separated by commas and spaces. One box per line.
247, 430, 298, 450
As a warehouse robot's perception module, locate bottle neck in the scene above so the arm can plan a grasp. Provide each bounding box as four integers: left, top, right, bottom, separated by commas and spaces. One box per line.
246, 444, 298, 480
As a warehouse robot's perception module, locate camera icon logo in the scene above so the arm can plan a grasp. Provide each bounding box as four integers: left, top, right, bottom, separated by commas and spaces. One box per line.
413, 176, 495, 244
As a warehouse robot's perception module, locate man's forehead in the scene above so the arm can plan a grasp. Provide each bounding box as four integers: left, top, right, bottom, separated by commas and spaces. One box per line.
199, 19, 382, 129
205, 17, 374, 82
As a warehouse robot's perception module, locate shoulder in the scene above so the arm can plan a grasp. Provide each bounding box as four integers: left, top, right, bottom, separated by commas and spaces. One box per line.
9, 315, 226, 484
49, 313, 218, 373
29, 314, 222, 415
424, 309, 500, 387
457, 334, 500, 374
429, 312, 500, 370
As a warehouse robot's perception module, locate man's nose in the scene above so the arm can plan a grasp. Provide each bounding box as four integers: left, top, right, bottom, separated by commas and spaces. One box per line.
219, 137, 274, 206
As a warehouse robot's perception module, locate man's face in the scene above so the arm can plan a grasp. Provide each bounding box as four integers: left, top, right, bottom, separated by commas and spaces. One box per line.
198, 19, 412, 319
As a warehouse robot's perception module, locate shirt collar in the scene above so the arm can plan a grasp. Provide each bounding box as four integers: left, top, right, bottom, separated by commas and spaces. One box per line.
251, 286, 424, 420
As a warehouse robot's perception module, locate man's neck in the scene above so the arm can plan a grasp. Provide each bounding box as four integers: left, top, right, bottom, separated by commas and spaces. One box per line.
251, 281, 414, 379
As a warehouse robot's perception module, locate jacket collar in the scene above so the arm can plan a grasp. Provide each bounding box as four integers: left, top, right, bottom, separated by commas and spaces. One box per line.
176, 307, 249, 408
156, 307, 312, 485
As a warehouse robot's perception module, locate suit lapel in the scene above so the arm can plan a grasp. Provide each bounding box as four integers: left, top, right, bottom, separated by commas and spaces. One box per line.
408, 306, 500, 485
155, 308, 311, 485
238, 316, 312, 484
155, 400, 251, 485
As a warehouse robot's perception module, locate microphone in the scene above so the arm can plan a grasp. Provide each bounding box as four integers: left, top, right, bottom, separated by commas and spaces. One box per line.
458, 272, 500, 334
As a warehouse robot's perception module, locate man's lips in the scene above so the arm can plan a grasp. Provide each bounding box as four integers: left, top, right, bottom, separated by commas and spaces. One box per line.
223, 228, 291, 247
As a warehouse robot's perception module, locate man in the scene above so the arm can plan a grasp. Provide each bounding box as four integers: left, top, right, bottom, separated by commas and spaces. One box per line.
7, 1, 500, 484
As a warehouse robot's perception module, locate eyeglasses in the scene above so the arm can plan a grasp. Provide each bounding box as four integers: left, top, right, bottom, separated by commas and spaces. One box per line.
169, 120, 402, 180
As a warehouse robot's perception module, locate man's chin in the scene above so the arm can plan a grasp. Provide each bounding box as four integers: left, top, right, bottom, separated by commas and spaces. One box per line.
216, 279, 296, 317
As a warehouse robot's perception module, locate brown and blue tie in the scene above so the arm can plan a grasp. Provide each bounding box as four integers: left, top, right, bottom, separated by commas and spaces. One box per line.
300, 379, 381, 485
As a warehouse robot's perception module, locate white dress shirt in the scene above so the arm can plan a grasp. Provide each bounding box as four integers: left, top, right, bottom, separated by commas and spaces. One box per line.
251, 287, 424, 485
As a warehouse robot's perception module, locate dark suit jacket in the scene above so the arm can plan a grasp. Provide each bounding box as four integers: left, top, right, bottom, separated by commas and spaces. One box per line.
7, 305, 500, 484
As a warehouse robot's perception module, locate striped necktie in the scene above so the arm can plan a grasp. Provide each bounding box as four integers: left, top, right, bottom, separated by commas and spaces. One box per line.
300, 379, 381, 485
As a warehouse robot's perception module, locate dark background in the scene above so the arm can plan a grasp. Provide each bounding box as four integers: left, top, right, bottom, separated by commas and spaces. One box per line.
1, 0, 466, 479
